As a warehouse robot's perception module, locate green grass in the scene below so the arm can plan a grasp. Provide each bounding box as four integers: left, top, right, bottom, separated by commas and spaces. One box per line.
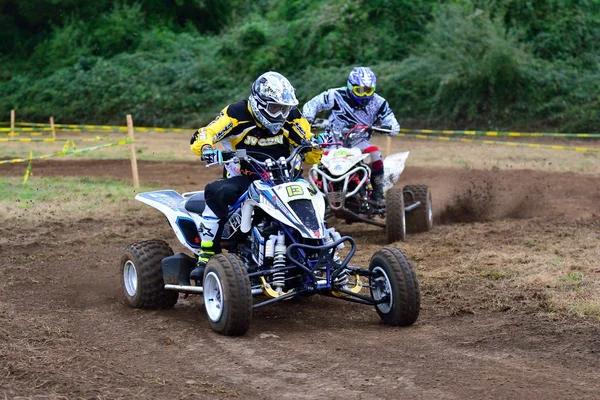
479, 270, 516, 280
569, 302, 600, 318
0, 176, 160, 216
1, 143, 192, 162
567, 272, 583, 281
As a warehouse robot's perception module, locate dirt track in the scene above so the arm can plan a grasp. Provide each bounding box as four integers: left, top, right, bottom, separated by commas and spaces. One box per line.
1, 160, 599, 399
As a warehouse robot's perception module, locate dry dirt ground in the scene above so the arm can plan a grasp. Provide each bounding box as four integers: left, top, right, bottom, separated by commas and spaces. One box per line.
1, 156, 600, 399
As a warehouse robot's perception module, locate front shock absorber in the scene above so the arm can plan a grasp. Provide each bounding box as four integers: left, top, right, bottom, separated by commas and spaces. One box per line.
325, 227, 344, 263
272, 231, 287, 291
272, 270, 286, 290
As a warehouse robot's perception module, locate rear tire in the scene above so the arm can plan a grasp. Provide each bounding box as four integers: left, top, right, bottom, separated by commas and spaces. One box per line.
385, 188, 406, 243
120, 240, 179, 309
369, 246, 420, 326
203, 253, 252, 336
403, 184, 433, 233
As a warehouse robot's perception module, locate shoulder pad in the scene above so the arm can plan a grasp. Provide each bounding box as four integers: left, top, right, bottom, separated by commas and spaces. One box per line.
227, 100, 252, 120
287, 108, 302, 121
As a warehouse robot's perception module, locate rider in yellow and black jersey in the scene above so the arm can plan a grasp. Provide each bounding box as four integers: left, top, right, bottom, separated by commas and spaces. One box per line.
188, 71, 323, 280
191, 100, 322, 178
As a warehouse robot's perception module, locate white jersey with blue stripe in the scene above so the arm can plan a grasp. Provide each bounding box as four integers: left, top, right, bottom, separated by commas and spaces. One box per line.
302, 87, 400, 135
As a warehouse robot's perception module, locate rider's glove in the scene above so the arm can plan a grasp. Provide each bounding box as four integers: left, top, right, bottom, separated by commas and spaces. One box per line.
201, 147, 223, 164
381, 124, 398, 136
302, 139, 319, 152
315, 132, 329, 145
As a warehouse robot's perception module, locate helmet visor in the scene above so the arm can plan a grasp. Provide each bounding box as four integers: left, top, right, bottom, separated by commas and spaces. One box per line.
350, 85, 375, 97
265, 102, 293, 119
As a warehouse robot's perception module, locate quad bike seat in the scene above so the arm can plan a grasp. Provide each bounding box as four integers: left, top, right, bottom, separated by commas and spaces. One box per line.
184, 192, 206, 214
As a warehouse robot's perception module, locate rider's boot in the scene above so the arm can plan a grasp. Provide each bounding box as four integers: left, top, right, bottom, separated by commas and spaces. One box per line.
190, 207, 220, 282
370, 174, 386, 206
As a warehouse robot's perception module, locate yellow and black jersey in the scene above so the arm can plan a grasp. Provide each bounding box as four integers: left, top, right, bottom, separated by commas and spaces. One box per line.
191, 100, 322, 176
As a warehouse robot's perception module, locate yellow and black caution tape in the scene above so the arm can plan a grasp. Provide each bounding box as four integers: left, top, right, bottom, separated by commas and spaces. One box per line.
0, 126, 54, 132
0, 136, 114, 143
22, 151, 33, 184
1, 137, 65, 143
400, 128, 600, 138
0, 131, 50, 137
61, 140, 77, 153
397, 133, 600, 153
9, 122, 189, 133
0, 138, 133, 165
8, 121, 600, 137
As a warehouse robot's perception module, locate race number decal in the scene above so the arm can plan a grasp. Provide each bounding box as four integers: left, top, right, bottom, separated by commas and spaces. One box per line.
286, 185, 304, 197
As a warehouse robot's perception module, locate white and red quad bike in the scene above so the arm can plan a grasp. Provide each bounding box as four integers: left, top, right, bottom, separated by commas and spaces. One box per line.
309, 123, 433, 243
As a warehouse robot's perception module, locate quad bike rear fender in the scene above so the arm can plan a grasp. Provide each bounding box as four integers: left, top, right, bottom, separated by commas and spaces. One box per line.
383, 151, 409, 193
135, 190, 203, 255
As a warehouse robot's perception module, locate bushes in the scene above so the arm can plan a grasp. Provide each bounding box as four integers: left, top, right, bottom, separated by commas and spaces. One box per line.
364, 3, 600, 131
1, 0, 599, 131
1, 34, 243, 126
501, 0, 600, 63
388, 4, 539, 126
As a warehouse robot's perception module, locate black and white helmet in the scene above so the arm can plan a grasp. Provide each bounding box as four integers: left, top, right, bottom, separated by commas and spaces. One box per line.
249, 71, 299, 134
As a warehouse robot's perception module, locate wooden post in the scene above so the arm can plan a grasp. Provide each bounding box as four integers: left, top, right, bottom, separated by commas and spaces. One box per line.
385, 135, 392, 157
126, 114, 140, 188
50, 117, 56, 140
10, 109, 15, 134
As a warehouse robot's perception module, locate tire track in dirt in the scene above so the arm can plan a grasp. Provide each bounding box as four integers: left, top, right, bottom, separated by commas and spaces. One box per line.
2, 160, 600, 398
2, 159, 598, 223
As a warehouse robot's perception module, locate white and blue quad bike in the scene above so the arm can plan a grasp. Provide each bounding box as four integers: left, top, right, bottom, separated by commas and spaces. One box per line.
119, 142, 420, 336
309, 122, 433, 244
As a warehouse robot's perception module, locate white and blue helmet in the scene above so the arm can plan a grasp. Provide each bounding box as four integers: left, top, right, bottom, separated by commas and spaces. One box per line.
347, 67, 377, 107
249, 71, 299, 134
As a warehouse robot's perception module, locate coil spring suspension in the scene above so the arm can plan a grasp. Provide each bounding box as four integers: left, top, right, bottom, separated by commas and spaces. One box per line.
272, 271, 286, 290
272, 242, 287, 291
334, 269, 349, 286
273, 251, 286, 269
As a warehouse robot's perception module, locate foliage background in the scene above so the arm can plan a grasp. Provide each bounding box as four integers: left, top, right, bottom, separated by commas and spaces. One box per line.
0, 0, 598, 131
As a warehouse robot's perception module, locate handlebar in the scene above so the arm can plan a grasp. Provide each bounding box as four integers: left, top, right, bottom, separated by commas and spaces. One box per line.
311, 118, 329, 129
204, 140, 335, 169
311, 119, 394, 136
370, 126, 394, 134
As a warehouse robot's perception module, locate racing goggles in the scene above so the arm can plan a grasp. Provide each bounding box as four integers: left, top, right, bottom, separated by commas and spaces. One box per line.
264, 102, 294, 119
348, 83, 376, 97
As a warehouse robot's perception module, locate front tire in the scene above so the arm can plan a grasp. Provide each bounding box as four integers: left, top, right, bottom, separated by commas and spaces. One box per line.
203, 254, 252, 336
120, 240, 179, 309
403, 184, 433, 233
385, 188, 406, 243
369, 247, 420, 326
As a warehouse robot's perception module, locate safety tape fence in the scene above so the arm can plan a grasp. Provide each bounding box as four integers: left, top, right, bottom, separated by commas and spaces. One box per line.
8, 121, 600, 139
5, 122, 188, 133
0, 131, 52, 137
12, 122, 58, 127
0, 126, 55, 132
22, 151, 33, 183
0, 136, 115, 143
0, 138, 133, 165
399, 128, 600, 139
10, 122, 600, 138
396, 133, 600, 153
